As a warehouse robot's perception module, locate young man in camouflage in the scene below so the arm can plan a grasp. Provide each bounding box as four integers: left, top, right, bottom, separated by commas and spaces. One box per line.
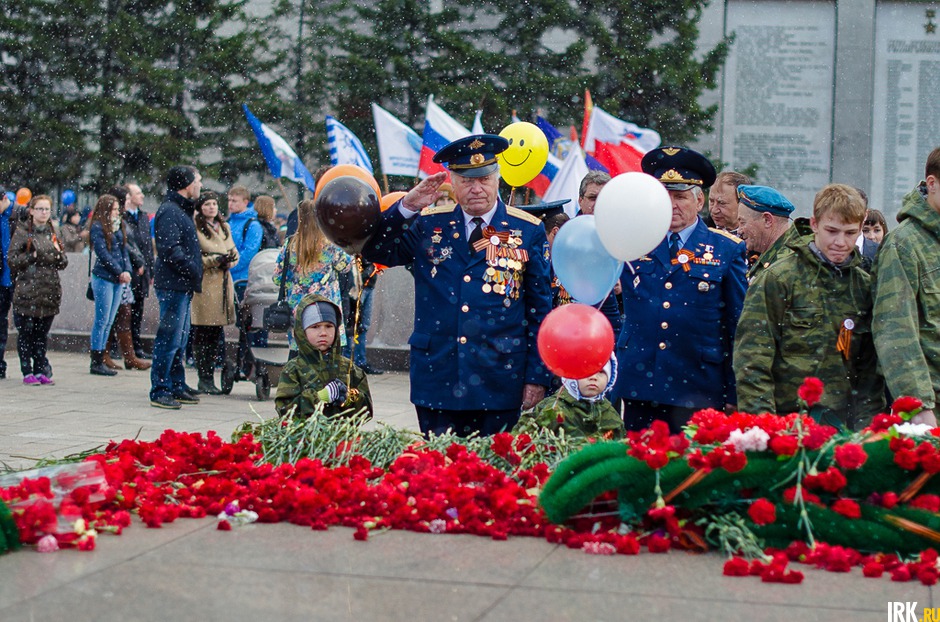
275, 294, 372, 419
734, 184, 885, 430
872, 147, 940, 428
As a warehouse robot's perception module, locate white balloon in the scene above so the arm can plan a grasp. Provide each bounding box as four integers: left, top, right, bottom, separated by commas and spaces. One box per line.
594, 172, 672, 262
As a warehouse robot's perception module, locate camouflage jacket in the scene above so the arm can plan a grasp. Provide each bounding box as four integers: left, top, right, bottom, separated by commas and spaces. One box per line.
513, 389, 624, 441
734, 240, 885, 430
275, 294, 373, 419
513, 356, 624, 440
872, 184, 940, 410
746, 218, 812, 283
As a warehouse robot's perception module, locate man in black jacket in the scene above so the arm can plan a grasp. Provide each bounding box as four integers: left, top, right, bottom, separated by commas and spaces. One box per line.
124, 183, 155, 359
149, 166, 203, 409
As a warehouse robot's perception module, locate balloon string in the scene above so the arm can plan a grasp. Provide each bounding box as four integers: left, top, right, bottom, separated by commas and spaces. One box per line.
347, 255, 364, 392
625, 261, 636, 275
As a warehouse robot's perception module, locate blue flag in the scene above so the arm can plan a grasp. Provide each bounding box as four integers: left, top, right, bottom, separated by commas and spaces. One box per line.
536, 115, 608, 173
242, 104, 317, 191
326, 116, 374, 173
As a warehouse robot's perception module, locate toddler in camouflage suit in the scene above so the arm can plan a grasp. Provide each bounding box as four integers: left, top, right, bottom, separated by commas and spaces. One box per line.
275, 294, 372, 419
513, 355, 624, 440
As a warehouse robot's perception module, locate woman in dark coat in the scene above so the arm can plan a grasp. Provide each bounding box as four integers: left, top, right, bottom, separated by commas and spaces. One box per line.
7, 194, 68, 384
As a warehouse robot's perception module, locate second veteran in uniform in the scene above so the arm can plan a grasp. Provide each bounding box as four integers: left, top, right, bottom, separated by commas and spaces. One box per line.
361, 135, 553, 436
611, 147, 748, 433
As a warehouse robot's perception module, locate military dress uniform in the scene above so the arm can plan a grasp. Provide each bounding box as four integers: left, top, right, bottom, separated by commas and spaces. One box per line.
611, 147, 748, 432
362, 135, 553, 436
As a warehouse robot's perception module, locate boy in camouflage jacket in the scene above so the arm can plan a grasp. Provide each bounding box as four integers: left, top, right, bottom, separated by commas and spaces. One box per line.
872, 147, 940, 427
513, 356, 624, 440
275, 294, 372, 419
734, 184, 885, 430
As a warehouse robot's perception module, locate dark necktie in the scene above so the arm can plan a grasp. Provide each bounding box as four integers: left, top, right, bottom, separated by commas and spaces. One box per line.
468, 217, 484, 251
669, 232, 681, 257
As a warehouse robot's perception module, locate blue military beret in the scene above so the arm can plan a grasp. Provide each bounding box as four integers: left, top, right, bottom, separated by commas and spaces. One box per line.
433, 134, 509, 178
736, 185, 795, 217
641, 146, 717, 191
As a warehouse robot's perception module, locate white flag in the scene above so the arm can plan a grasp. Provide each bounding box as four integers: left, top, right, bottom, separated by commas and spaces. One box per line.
371, 103, 422, 177
542, 147, 590, 218
471, 110, 484, 134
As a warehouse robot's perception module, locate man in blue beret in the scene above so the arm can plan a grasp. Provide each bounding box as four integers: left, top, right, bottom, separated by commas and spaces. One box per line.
734, 184, 807, 283
611, 146, 748, 432
362, 134, 553, 436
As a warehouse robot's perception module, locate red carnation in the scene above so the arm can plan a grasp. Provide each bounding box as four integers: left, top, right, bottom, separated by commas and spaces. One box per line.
894, 448, 920, 471
881, 492, 899, 509
217, 520, 232, 531
721, 450, 747, 473
834, 443, 868, 470
769, 435, 799, 457
832, 499, 861, 519
747, 498, 777, 525
723, 557, 750, 576
797, 377, 824, 407
892, 396, 924, 417
646, 534, 671, 553
862, 561, 885, 578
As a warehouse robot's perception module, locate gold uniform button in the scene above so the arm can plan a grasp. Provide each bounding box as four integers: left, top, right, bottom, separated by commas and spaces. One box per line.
458, 336, 467, 344
663, 301, 671, 309
659, 342, 667, 350
661, 322, 668, 329
463, 275, 471, 283
665, 282, 673, 290
461, 304, 469, 312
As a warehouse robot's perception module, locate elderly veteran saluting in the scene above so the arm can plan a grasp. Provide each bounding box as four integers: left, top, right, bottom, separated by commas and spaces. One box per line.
362, 135, 553, 437
611, 147, 748, 433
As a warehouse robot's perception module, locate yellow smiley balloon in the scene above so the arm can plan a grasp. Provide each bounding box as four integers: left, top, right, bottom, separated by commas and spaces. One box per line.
496, 122, 549, 187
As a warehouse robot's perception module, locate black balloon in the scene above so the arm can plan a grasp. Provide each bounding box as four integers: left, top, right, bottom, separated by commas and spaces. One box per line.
314, 176, 381, 255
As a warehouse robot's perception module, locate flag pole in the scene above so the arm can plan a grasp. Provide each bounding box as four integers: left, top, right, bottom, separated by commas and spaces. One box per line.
382, 174, 389, 195
276, 179, 296, 213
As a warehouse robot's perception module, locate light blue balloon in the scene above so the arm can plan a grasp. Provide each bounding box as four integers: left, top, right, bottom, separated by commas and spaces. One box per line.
551, 215, 622, 306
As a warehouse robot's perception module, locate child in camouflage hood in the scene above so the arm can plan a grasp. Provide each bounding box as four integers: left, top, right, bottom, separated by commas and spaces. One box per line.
274, 294, 372, 419
513, 355, 624, 440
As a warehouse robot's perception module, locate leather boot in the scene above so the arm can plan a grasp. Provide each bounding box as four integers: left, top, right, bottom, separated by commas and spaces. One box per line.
90, 351, 117, 376
194, 343, 222, 395
119, 331, 151, 370
102, 349, 119, 370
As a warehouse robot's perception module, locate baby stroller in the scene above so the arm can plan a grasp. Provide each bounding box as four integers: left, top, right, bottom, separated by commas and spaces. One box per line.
224, 248, 291, 399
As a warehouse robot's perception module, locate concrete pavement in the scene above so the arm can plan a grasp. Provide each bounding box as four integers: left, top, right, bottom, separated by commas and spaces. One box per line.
0, 352, 931, 621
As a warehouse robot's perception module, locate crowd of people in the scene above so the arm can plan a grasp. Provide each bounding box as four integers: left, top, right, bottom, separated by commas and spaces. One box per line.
0, 139, 938, 439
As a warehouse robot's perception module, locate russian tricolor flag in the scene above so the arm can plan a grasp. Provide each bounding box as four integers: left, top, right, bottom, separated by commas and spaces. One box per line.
418, 96, 472, 179
582, 106, 660, 176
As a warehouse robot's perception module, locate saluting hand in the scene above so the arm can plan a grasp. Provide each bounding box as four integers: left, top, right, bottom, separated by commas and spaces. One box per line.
400, 172, 448, 212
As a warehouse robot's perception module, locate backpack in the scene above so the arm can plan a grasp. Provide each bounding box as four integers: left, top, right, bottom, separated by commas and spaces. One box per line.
242, 218, 280, 251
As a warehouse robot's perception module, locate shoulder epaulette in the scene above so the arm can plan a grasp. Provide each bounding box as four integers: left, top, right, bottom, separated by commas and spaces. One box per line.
506, 206, 542, 226
420, 203, 457, 216
709, 227, 743, 243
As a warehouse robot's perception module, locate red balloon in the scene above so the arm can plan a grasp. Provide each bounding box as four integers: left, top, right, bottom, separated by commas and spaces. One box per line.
537, 304, 614, 379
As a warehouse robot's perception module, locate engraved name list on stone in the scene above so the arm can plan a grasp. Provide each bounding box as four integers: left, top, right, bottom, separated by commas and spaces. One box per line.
871, 3, 940, 218
721, 0, 836, 215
